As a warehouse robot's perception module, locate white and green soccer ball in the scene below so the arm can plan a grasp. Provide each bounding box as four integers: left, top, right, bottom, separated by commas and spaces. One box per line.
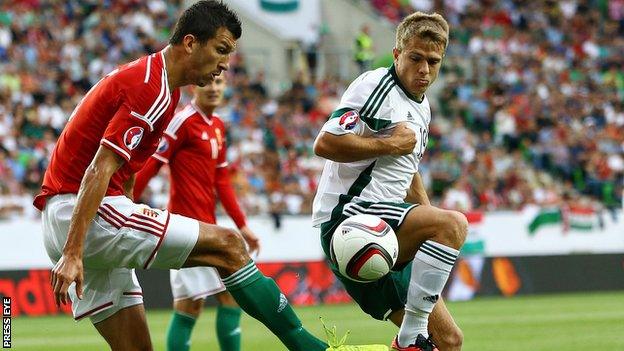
330, 214, 399, 283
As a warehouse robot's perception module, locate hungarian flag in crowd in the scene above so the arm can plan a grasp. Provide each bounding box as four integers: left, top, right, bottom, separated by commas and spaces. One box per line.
565, 205, 598, 231
527, 207, 561, 235
527, 205, 599, 235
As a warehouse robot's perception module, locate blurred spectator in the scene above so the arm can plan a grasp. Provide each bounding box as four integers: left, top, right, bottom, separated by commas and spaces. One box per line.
354, 24, 374, 73
441, 176, 473, 211
367, 0, 623, 211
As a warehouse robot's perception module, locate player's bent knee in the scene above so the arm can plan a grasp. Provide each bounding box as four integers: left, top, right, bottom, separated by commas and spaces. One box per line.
439, 210, 468, 248
219, 228, 250, 271
174, 298, 204, 317
451, 210, 468, 243
186, 224, 250, 273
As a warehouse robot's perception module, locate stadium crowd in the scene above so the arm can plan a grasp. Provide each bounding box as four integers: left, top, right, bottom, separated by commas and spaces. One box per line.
370, 0, 624, 214
0, 0, 622, 221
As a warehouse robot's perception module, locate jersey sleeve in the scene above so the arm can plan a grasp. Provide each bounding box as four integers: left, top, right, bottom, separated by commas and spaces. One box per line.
100, 103, 151, 162
100, 80, 168, 162
320, 108, 366, 136
215, 119, 228, 168
320, 69, 392, 135
213, 119, 245, 227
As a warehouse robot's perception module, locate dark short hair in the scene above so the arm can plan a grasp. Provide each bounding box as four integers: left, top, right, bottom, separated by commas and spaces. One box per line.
169, 0, 242, 45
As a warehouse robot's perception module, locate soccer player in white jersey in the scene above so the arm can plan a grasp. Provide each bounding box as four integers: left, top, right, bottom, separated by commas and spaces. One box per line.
313, 12, 465, 351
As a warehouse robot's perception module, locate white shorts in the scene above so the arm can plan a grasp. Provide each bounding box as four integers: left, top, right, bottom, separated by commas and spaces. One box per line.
170, 267, 226, 301
41, 194, 199, 323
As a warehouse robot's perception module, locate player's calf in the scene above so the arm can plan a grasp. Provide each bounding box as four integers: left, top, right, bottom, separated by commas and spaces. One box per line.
392, 207, 466, 347
434, 328, 463, 351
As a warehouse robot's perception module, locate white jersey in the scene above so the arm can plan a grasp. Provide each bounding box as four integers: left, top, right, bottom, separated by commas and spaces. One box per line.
312, 66, 431, 227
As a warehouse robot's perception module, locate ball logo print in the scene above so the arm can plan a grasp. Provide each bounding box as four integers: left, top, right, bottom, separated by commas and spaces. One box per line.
123, 126, 144, 150
339, 110, 359, 130
330, 214, 398, 282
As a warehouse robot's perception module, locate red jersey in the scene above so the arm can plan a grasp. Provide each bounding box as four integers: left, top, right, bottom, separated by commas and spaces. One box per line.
34, 50, 180, 210
134, 102, 246, 227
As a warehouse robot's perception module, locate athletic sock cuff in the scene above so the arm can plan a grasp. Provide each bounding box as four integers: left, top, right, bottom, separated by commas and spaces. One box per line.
173, 310, 197, 324
222, 261, 262, 291
217, 305, 242, 316
415, 240, 459, 272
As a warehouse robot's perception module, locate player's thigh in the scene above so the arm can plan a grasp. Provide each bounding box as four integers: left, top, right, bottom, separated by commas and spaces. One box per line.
94, 304, 152, 351
395, 205, 464, 263
68, 267, 143, 323
43, 194, 200, 271
183, 222, 249, 275
338, 262, 412, 321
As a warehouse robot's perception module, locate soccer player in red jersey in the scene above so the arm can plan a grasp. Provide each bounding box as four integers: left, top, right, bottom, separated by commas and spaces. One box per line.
36, 1, 375, 350
134, 73, 259, 351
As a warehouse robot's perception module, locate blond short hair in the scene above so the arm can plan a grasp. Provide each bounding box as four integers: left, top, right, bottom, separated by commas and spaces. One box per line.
395, 12, 450, 51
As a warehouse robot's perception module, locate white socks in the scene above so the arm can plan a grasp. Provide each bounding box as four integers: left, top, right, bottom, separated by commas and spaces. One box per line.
397, 240, 459, 347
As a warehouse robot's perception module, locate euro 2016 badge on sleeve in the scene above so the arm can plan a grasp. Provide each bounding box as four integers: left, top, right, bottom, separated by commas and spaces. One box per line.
338, 110, 359, 131
124, 127, 144, 150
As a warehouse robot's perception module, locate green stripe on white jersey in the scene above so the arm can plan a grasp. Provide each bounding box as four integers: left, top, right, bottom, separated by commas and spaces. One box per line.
312, 65, 432, 227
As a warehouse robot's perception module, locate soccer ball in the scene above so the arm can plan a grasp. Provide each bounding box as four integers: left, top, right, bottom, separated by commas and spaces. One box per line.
330, 214, 399, 282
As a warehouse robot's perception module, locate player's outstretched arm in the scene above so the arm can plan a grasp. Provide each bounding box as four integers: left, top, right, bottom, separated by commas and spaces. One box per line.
214, 166, 260, 255
51, 146, 124, 307
314, 122, 416, 163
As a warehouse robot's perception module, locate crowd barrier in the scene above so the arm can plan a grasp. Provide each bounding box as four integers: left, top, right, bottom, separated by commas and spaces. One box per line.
2, 208, 622, 316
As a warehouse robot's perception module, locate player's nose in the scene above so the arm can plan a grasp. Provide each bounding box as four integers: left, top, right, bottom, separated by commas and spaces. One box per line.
218, 60, 229, 72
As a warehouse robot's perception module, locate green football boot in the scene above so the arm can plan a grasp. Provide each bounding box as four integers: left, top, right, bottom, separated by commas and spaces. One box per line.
321, 318, 389, 351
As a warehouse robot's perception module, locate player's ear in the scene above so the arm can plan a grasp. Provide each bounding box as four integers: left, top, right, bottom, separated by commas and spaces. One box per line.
393, 47, 400, 61
182, 34, 197, 55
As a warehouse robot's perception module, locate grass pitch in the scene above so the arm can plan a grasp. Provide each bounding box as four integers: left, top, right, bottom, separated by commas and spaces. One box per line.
10, 291, 624, 350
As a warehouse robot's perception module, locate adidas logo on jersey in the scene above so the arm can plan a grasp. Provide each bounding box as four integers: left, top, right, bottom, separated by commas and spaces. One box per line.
201, 131, 209, 140
406, 111, 414, 121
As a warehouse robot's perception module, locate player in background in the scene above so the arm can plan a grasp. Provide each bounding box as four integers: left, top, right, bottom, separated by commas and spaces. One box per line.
133, 73, 260, 351
313, 12, 465, 351
37, 1, 380, 350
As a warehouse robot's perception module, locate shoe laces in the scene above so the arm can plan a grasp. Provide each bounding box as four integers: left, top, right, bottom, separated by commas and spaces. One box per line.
321, 317, 351, 349
414, 334, 437, 351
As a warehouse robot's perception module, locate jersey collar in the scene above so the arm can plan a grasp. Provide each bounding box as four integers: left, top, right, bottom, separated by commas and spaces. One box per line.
191, 99, 213, 125
389, 64, 425, 104
159, 47, 172, 93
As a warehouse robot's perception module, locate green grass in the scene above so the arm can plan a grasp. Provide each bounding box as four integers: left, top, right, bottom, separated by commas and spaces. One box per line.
10, 291, 624, 350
